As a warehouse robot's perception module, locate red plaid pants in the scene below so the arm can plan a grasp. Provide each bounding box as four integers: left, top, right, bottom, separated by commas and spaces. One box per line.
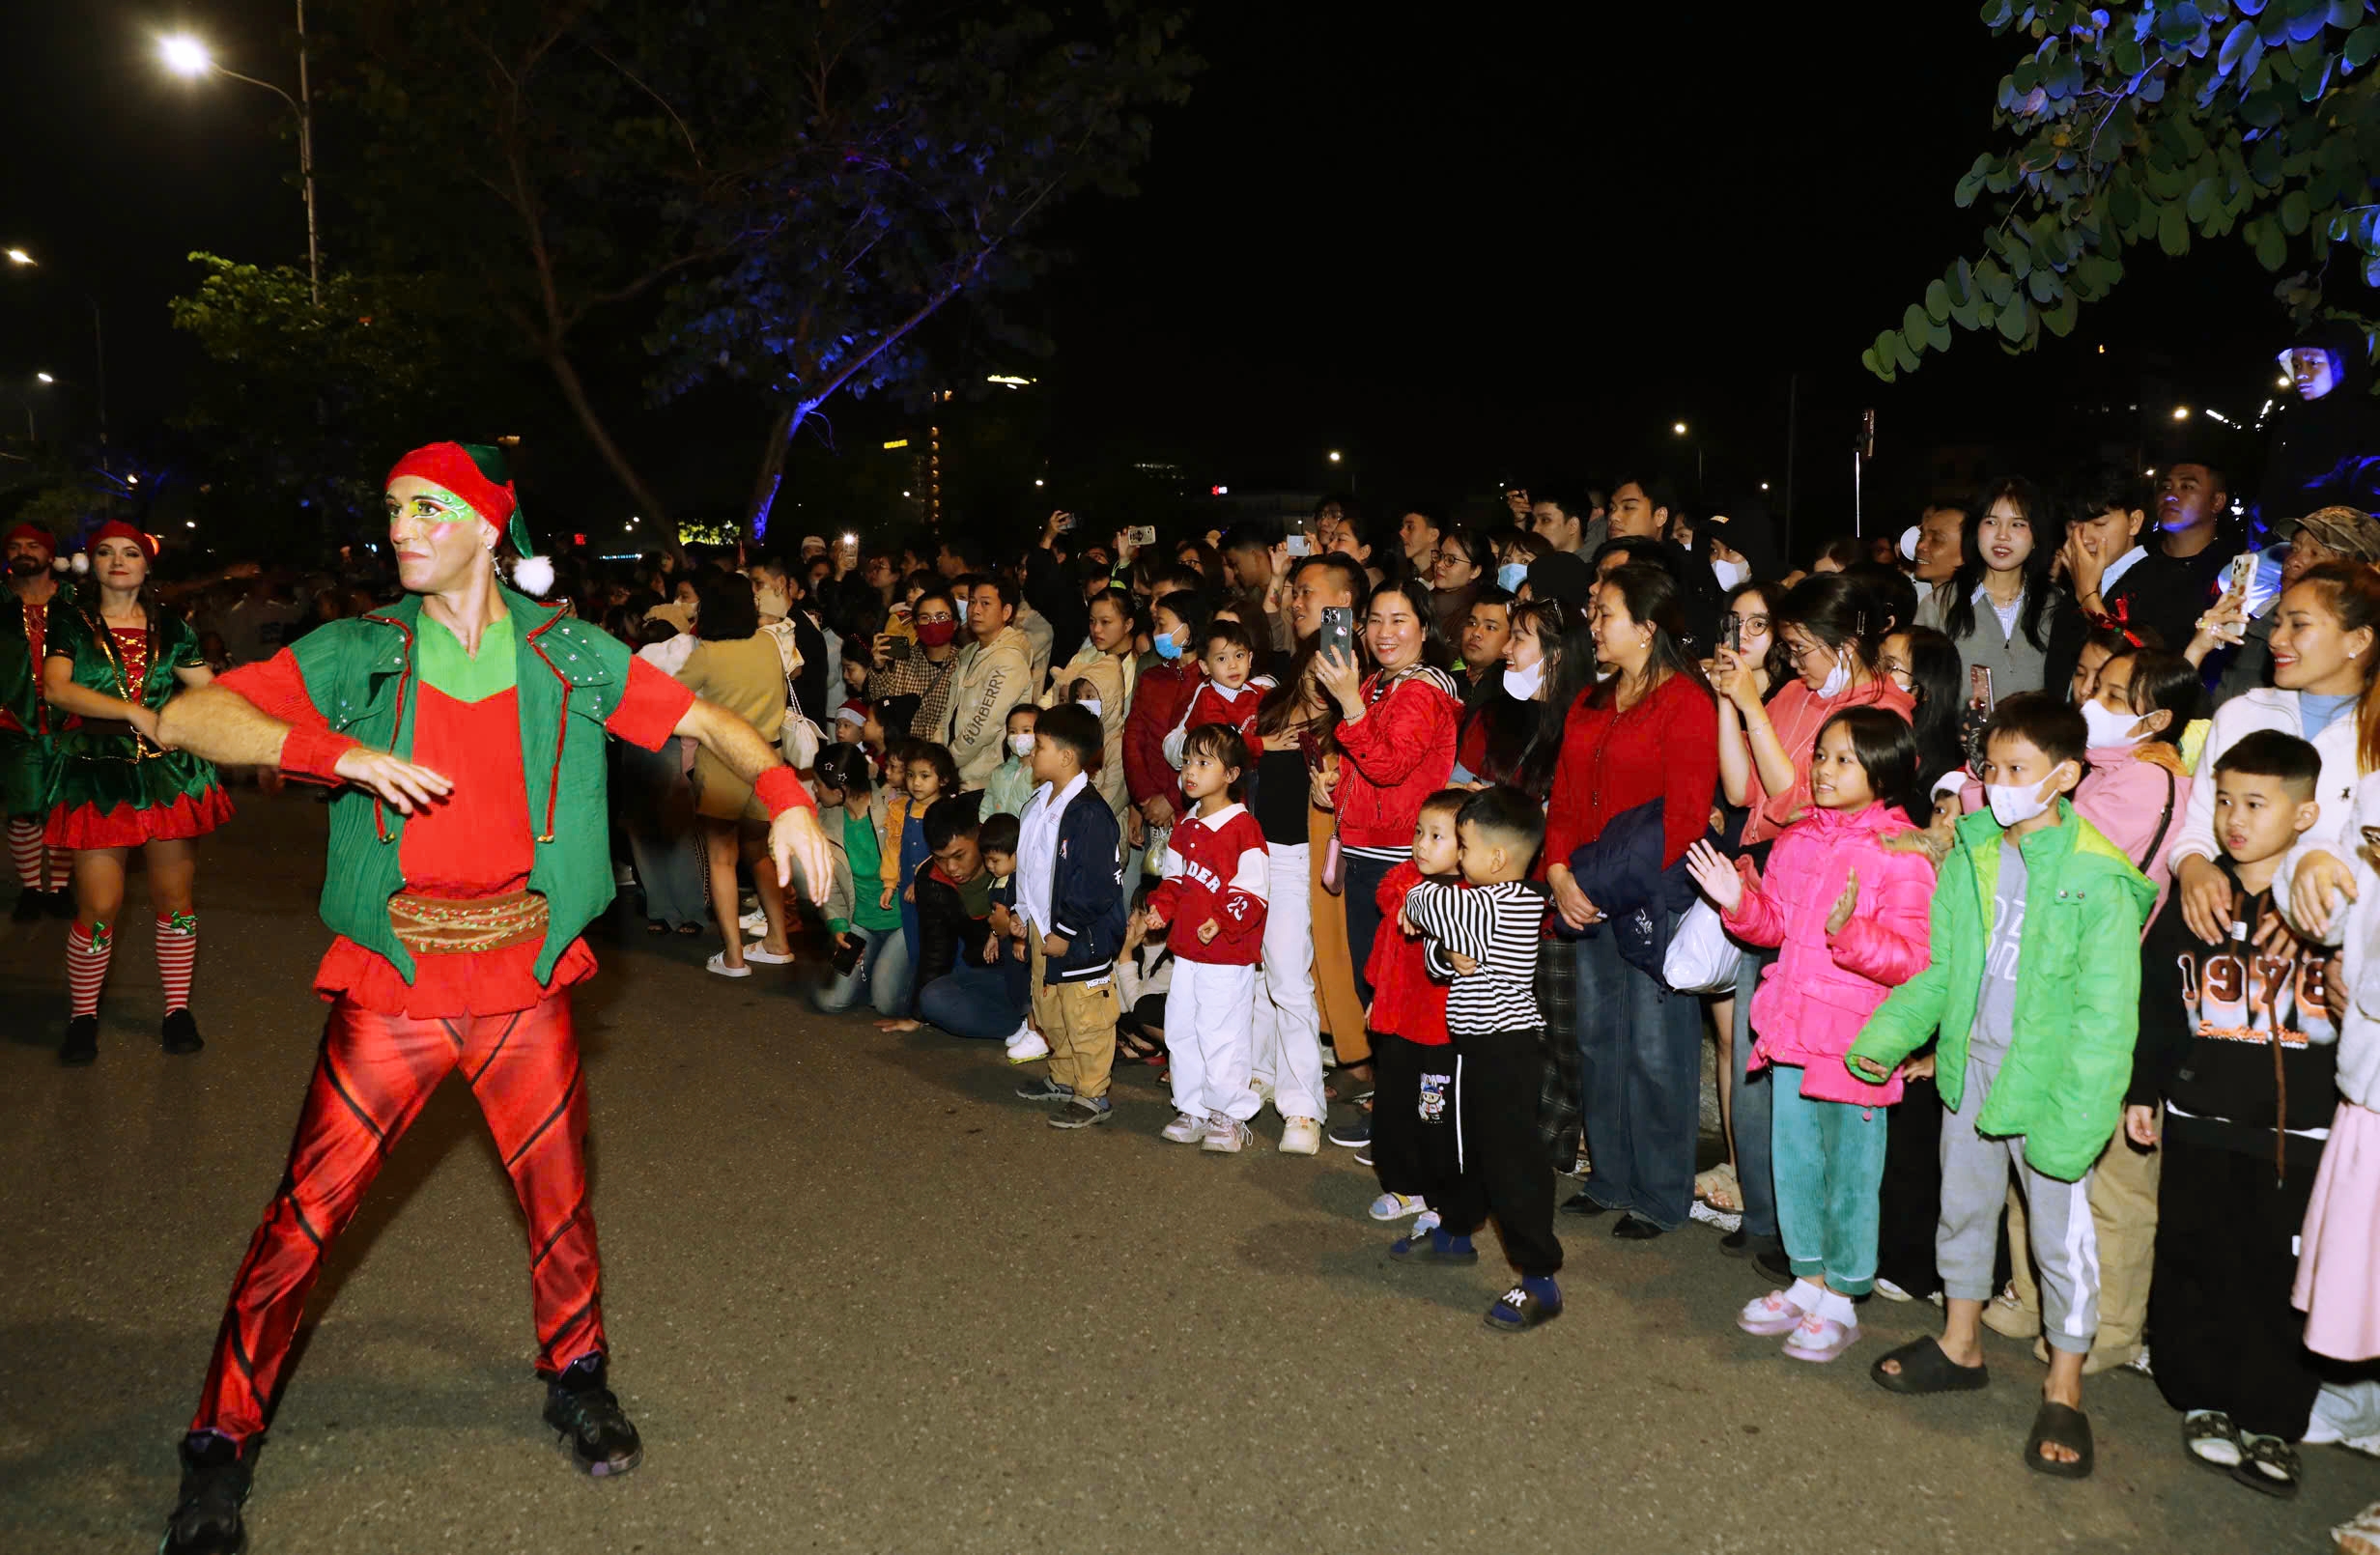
191, 993, 605, 1442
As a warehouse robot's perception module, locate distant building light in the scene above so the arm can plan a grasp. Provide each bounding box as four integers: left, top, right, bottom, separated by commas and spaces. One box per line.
882, 438, 909, 450
1759, 482, 1770, 492
1211, 484, 1230, 495
985, 375, 1034, 387
1034, 479, 1045, 488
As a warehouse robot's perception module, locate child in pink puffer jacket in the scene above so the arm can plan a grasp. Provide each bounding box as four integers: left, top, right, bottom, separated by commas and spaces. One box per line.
1686, 708, 1935, 1364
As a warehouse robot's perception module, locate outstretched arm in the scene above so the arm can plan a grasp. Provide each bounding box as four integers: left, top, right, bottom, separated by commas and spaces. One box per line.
674, 694, 832, 903
156, 682, 454, 814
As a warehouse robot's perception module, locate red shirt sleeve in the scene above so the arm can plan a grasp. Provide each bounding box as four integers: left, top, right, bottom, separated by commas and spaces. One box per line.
215, 648, 327, 728
1656, 675, 1720, 867
608, 656, 696, 751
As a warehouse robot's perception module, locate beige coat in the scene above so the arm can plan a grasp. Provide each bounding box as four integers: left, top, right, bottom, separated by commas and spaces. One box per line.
1045, 643, 1136, 820
943, 623, 1034, 787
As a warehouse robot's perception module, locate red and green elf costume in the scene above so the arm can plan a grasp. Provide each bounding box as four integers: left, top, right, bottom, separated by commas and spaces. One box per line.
185, 443, 814, 1446
0, 522, 71, 897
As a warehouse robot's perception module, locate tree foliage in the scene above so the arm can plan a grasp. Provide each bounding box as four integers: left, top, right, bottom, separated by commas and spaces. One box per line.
326, 0, 1196, 536
167, 254, 484, 531
1868, 0, 2380, 381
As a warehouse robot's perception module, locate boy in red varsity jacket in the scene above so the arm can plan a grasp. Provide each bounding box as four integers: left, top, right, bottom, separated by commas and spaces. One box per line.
1364, 789, 1463, 1226
1146, 723, 1271, 1153
1162, 618, 1274, 768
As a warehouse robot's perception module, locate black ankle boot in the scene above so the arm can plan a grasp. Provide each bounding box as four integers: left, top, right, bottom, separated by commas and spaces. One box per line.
162, 1008, 204, 1055
544, 1354, 643, 1478
57, 1014, 97, 1066
161, 1430, 252, 1555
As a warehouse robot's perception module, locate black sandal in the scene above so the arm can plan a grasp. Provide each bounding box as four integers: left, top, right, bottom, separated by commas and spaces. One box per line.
1483, 1284, 1562, 1333
2025, 1400, 2094, 1480
1116, 1030, 1163, 1063
2181, 1409, 2242, 1474
1870, 1337, 1990, 1396
2230, 1432, 2302, 1499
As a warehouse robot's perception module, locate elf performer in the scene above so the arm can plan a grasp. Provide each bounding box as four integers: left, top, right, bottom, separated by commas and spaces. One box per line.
149, 442, 833, 1555
43, 521, 232, 1063
0, 521, 72, 919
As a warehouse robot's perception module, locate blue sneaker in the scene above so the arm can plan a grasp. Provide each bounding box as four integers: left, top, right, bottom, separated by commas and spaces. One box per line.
1015, 1077, 1075, 1103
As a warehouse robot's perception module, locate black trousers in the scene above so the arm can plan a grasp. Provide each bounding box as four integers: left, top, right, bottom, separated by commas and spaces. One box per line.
1875, 1075, 1945, 1299
1436, 1027, 1564, 1278
1372, 1032, 1457, 1202
2151, 1130, 2324, 1438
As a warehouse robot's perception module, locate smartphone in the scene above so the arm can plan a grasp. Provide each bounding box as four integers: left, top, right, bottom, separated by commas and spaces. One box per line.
1055, 511, 1077, 533
1961, 664, 1995, 769
831, 937, 864, 976
1127, 524, 1158, 548
1969, 664, 1994, 711
1319, 605, 1355, 667
1720, 615, 1742, 654
1286, 533, 1313, 558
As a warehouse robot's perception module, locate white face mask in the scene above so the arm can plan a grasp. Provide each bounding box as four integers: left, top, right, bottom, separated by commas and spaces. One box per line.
1074, 698, 1102, 719
1711, 556, 1747, 592
753, 586, 789, 618
1008, 731, 1035, 758
2079, 698, 2146, 750
1985, 770, 2064, 829
1817, 654, 1852, 699
1502, 659, 1545, 699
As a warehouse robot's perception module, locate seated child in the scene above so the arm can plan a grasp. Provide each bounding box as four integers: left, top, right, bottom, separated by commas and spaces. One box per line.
1850, 694, 2153, 1480
1399, 785, 1563, 1334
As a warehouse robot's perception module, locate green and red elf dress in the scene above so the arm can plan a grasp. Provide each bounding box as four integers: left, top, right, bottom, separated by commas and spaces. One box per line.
0, 524, 73, 897
42, 587, 233, 850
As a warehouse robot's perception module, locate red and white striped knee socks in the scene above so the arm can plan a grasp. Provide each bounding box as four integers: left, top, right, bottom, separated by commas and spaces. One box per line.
156, 913, 197, 1014
7, 816, 71, 893
67, 920, 112, 1019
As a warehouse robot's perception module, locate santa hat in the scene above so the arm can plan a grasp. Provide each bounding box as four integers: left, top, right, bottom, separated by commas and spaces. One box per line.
385, 440, 553, 597
5, 523, 55, 556
70, 521, 158, 574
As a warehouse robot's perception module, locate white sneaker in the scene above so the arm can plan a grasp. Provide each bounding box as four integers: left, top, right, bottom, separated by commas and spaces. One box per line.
1201, 1115, 1253, 1153
1006, 1031, 1050, 1064
739, 908, 768, 937
1369, 1192, 1428, 1222
1161, 1111, 1206, 1144
1279, 1117, 1321, 1155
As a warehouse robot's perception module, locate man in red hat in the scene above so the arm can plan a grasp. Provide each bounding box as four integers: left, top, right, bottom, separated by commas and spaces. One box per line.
148, 442, 834, 1554
0, 521, 71, 916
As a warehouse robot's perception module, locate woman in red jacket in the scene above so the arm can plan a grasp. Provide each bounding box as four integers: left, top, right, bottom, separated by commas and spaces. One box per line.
1543, 563, 1720, 1240
1315, 578, 1461, 1008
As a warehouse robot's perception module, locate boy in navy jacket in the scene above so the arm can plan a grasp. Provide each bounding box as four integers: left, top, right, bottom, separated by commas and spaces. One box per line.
1012, 704, 1129, 1128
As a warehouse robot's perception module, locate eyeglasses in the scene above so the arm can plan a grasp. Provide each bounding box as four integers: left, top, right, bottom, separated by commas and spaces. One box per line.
1732, 613, 1770, 636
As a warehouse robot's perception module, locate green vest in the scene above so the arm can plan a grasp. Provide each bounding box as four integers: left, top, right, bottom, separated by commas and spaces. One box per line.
289, 587, 634, 983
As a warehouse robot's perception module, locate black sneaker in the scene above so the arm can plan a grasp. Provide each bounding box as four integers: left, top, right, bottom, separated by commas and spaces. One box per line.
1326, 1115, 1371, 1148
162, 1008, 204, 1056
544, 1355, 643, 1478
1558, 1190, 1613, 1217
160, 1430, 251, 1555
1013, 1077, 1074, 1103
57, 1014, 97, 1066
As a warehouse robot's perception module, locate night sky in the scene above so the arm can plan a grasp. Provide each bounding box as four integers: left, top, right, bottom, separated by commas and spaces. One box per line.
0, 2, 2310, 551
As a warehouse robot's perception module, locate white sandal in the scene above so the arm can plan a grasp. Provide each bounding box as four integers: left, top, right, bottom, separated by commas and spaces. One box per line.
705, 952, 751, 978
742, 944, 795, 965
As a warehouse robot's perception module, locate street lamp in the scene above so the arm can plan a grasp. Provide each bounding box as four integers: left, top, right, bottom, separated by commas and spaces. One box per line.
35, 373, 53, 385
158, 9, 321, 307
1671, 420, 1703, 489
3, 248, 109, 447
2171, 406, 2191, 421
1327, 450, 1342, 464
1672, 421, 1688, 436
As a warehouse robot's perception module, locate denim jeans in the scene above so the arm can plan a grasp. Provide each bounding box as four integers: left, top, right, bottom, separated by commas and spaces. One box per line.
811, 924, 912, 1018
1342, 851, 1395, 1007
916, 962, 1029, 1039
1572, 919, 1703, 1230
1731, 947, 1781, 1242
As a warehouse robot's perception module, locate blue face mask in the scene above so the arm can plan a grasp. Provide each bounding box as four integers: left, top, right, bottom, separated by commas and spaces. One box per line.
1152, 630, 1183, 661
1497, 561, 1529, 591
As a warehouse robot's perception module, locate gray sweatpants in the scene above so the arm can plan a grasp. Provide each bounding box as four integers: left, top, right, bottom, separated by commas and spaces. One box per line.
1939, 1052, 2101, 1356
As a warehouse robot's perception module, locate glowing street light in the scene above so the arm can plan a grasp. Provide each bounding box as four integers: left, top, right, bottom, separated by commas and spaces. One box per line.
158, 11, 322, 307
34, 372, 53, 384
1672, 421, 1688, 436
2171, 406, 2191, 421
3, 246, 108, 446
5, 249, 31, 267
1327, 450, 1342, 464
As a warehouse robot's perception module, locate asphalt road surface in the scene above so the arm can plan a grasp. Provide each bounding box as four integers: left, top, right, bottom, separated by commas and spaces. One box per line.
2, 792, 2373, 1554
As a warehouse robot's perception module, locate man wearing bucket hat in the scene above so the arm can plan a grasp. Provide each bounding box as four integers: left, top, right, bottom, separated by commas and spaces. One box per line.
148, 441, 834, 1555
2200, 505, 2380, 709
0, 522, 71, 917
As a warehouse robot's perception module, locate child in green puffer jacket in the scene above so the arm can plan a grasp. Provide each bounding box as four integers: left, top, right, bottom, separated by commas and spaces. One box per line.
1847, 694, 2154, 1484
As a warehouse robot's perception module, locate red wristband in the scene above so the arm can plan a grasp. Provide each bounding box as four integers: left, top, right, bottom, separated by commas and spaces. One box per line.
280, 725, 360, 785
754, 763, 812, 820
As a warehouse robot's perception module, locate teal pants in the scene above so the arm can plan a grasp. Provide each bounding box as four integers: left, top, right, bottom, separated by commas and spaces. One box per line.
1770, 1065, 1888, 1296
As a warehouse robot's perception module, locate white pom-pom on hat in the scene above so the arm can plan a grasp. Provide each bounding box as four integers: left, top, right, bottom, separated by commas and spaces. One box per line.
509, 553, 556, 598
69, 553, 88, 575
50, 555, 69, 574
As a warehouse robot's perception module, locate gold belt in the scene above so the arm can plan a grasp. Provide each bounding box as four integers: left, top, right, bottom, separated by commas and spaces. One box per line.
388, 890, 550, 956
